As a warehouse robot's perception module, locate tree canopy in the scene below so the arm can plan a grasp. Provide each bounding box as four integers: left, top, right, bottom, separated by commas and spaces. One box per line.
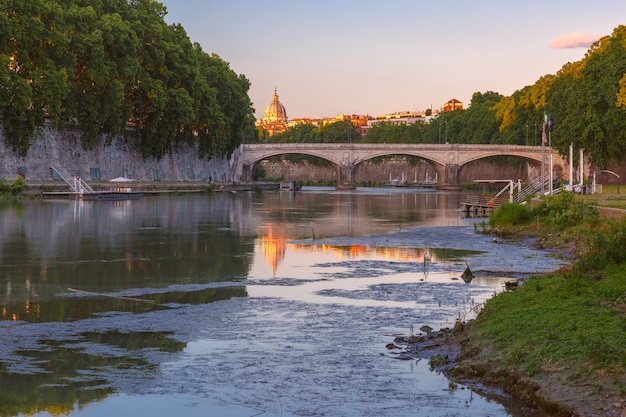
0, 0, 256, 158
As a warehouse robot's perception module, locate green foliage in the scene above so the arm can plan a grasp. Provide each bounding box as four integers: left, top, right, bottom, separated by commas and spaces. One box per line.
574, 217, 626, 273
489, 202, 533, 227
269, 121, 357, 144
0, 176, 26, 195
474, 259, 626, 377
252, 164, 266, 181
532, 192, 599, 230
362, 120, 427, 144
11, 176, 26, 194
0, 0, 254, 160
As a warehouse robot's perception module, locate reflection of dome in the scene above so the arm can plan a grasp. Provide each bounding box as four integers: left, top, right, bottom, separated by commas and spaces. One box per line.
261, 226, 286, 275
263, 89, 288, 124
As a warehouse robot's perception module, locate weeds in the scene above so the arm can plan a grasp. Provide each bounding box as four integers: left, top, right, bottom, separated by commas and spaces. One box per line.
0, 176, 26, 195
489, 202, 533, 227
467, 197, 626, 391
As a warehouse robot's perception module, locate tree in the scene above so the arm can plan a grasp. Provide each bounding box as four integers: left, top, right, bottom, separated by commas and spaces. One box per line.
0, 0, 255, 160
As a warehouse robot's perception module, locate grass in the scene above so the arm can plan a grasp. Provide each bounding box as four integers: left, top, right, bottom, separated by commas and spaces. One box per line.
461, 192, 626, 401
577, 185, 626, 210
471, 266, 626, 378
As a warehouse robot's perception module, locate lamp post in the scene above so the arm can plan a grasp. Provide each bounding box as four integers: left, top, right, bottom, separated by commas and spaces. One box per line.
593, 170, 621, 194
526, 124, 528, 146
438, 123, 441, 144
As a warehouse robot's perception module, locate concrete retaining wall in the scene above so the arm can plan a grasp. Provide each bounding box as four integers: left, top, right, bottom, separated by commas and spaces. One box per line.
261, 157, 532, 184
0, 122, 231, 182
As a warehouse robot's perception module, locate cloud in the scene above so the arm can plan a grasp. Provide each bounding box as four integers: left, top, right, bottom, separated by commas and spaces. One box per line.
549, 32, 602, 49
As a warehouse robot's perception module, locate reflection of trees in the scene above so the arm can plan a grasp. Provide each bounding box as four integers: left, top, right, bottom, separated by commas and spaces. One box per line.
255, 191, 460, 240
0, 331, 185, 417
2, 286, 247, 323
0, 197, 254, 323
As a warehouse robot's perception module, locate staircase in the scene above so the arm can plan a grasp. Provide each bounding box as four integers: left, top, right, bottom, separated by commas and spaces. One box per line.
506, 172, 563, 204
51, 164, 95, 194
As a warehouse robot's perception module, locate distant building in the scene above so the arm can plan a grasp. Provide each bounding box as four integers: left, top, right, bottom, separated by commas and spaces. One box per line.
360, 110, 433, 137
258, 89, 288, 136
442, 98, 463, 112
257, 88, 458, 139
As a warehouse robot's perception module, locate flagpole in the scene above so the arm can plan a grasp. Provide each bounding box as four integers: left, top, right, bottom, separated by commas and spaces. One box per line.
548, 130, 552, 195
541, 138, 546, 195
541, 113, 546, 195
548, 115, 553, 195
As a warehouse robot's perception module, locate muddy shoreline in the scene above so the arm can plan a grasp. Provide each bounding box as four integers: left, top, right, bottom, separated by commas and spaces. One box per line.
386, 323, 556, 417
386, 232, 626, 417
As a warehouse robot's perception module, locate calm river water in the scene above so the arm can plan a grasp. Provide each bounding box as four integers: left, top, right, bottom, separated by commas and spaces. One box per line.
0, 187, 566, 417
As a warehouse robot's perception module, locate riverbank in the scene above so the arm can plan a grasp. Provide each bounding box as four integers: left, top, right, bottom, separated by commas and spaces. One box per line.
19, 180, 279, 197
412, 195, 626, 417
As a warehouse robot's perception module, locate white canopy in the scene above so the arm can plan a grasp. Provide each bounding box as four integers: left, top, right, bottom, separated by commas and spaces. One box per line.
109, 177, 133, 182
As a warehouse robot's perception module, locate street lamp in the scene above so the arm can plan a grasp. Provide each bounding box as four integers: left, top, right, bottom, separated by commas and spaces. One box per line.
593, 170, 621, 194
526, 124, 528, 146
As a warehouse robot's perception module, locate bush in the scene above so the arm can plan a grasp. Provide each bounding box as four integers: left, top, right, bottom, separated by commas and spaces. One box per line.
532, 192, 598, 230
0, 177, 26, 195
574, 217, 626, 273
253, 164, 266, 181
11, 176, 26, 194
489, 202, 532, 227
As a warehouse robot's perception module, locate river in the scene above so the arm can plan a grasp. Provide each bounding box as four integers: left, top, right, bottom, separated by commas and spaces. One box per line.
0, 187, 566, 417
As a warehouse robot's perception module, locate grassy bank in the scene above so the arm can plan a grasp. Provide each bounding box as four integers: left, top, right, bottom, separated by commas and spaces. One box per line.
453, 192, 626, 416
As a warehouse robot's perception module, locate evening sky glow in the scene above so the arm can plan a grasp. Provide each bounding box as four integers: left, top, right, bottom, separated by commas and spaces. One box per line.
160, 0, 626, 120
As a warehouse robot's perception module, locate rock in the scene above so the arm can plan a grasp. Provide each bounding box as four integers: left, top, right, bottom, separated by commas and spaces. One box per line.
453, 321, 464, 333
420, 325, 433, 334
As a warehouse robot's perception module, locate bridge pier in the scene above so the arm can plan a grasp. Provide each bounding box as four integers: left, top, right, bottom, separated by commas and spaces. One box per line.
336, 163, 356, 190
440, 163, 461, 190
241, 163, 252, 182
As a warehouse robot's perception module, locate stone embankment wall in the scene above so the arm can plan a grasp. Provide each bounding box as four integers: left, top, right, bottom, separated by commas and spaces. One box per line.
0, 122, 230, 182
261, 157, 533, 184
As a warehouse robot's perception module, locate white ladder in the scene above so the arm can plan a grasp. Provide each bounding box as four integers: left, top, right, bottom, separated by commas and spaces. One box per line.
51, 164, 95, 194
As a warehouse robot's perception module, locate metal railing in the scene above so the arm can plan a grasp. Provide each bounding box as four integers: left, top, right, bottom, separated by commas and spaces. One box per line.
51, 164, 95, 194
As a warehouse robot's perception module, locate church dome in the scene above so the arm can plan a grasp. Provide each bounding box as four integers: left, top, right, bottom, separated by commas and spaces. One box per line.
262, 89, 288, 124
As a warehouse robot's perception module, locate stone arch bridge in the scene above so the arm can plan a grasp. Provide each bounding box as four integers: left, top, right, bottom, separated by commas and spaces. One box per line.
231, 143, 567, 190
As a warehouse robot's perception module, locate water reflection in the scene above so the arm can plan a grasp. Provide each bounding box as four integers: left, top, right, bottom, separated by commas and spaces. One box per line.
0, 197, 254, 322
0, 331, 184, 416
0, 189, 543, 417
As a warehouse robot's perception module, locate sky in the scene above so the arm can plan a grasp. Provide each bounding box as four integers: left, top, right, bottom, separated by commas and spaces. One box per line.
160, 0, 626, 120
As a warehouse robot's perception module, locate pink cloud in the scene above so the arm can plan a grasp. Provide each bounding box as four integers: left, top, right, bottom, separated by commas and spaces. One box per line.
549, 32, 602, 49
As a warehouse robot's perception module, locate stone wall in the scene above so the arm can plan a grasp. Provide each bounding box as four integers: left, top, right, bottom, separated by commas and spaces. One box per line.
0, 122, 231, 182
261, 157, 534, 184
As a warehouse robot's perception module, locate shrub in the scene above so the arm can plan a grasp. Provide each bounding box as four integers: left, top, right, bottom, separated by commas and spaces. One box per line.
532, 192, 598, 230
11, 176, 26, 194
489, 202, 532, 227
253, 164, 266, 181
574, 217, 626, 273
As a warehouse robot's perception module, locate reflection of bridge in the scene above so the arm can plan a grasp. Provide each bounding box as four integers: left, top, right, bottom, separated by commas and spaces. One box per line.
232, 143, 567, 190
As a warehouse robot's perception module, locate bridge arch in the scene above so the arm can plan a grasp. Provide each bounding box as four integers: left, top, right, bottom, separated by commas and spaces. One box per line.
353, 152, 444, 187
237, 150, 348, 187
